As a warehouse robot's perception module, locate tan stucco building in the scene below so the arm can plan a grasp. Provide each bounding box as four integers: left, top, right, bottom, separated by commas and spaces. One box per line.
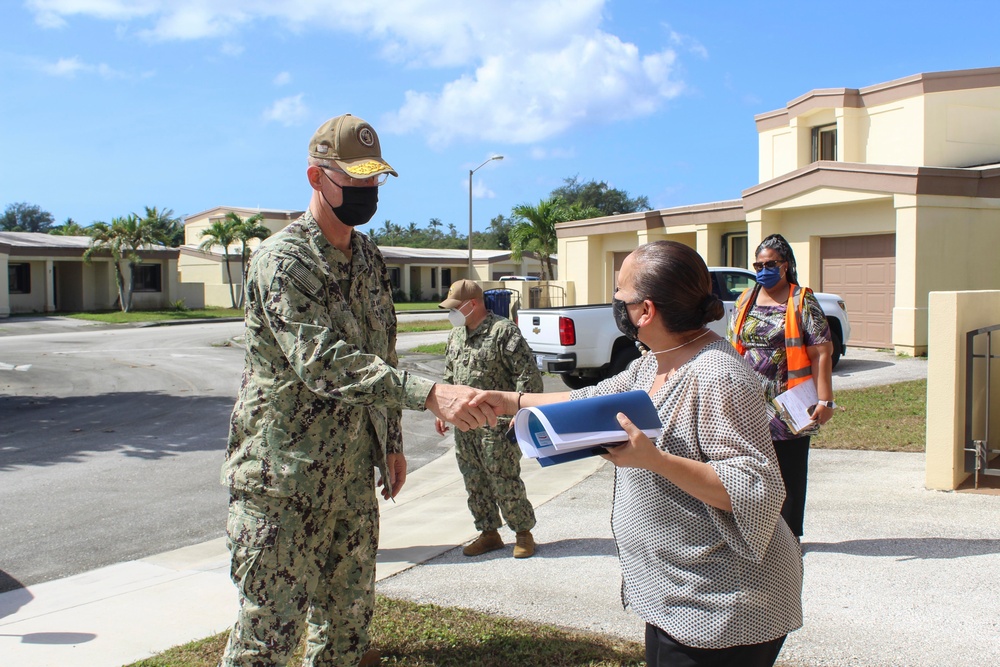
1, 232, 183, 316
557, 66, 1000, 356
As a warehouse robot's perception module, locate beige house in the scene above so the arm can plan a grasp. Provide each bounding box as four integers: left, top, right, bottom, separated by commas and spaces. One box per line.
557, 66, 1000, 357
180, 206, 554, 306
1, 232, 183, 316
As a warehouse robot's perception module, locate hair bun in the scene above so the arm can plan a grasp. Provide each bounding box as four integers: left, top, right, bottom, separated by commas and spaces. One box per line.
701, 294, 725, 323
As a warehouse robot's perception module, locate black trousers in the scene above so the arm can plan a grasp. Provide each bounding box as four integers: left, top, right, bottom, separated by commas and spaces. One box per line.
645, 624, 786, 667
773, 435, 810, 537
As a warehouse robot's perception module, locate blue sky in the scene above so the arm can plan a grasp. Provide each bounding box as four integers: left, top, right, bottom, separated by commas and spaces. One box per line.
2, 1, 999, 236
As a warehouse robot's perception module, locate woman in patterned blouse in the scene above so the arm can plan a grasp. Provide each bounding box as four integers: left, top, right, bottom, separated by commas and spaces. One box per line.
477, 241, 802, 666
727, 234, 835, 538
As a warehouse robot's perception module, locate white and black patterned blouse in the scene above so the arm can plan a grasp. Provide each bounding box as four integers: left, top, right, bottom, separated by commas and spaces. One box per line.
570, 340, 803, 649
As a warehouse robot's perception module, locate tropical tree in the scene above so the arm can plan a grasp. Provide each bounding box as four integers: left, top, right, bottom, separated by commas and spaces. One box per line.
227, 211, 271, 307
509, 198, 567, 280
84, 214, 161, 312
1, 202, 55, 232
199, 218, 240, 308
551, 176, 651, 216
139, 206, 184, 247
50, 217, 88, 236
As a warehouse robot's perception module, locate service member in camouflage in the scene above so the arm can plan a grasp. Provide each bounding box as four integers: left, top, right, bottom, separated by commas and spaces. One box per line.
221, 114, 497, 667
435, 280, 544, 558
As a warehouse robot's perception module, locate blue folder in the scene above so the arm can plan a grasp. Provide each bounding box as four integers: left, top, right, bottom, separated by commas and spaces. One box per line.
513, 390, 662, 466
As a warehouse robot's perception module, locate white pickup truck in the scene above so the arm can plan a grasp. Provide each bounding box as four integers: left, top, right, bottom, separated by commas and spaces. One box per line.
517, 267, 851, 389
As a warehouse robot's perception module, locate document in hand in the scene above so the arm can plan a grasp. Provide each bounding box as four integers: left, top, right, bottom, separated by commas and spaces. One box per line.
772, 380, 818, 434
512, 390, 662, 467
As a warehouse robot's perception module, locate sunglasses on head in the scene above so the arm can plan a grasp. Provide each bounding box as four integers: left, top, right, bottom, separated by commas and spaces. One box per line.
752, 260, 784, 271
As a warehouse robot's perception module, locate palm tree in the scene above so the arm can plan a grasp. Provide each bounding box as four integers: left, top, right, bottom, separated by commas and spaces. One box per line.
199, 218, 240, 308
139, 206, 184, 247
228, 211, 271, 307
50, 217, 88, 236
510, 197, 567, 280
84, 214, 160, 312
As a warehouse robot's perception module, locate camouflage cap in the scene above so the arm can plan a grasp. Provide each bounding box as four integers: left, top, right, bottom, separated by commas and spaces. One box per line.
308, 114, 398, 179
439, 279, 483, 309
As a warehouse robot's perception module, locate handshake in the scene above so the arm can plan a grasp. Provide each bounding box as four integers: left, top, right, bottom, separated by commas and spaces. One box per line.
424, 385, 522, 432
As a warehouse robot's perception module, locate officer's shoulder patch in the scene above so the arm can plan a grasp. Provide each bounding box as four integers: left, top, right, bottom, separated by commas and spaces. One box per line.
285, 260, 323, 299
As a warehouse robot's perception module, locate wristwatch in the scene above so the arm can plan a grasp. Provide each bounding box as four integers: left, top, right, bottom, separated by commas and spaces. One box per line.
817, 400, 836, 409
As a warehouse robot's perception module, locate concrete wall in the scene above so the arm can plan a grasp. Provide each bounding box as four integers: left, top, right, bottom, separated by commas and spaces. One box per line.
926, 290, 1000, 490
924, 87, 1000, 168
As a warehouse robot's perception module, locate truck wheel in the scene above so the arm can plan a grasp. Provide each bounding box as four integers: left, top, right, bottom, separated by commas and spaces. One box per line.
560, 374, 598, 390
606, 343, 641, 379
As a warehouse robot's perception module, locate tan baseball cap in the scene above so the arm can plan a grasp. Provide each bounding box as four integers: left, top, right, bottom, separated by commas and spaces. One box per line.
439, 279, 483, 309
308, 114, 398, 179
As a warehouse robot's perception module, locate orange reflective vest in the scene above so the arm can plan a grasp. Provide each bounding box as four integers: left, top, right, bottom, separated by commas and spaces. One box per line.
732, 284, 813, 388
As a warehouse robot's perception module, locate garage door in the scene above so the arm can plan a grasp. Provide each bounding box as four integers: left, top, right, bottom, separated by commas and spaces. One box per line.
820, 234, 895, 348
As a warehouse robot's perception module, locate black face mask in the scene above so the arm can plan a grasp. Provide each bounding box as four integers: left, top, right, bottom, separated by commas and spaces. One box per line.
330, 185, 379, 227
612, 297, 640, 341
321, 172, 379, 227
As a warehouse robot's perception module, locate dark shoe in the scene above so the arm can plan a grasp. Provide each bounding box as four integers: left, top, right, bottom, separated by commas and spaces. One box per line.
463, 530, 504, 556
513, 530, 535, 558
359, 647, 381, 666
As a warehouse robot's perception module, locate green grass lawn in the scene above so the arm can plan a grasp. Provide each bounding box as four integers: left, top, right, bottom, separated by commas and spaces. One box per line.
60, 307, 243, 323
408, 341, 448, 354
811, 379, 926, 452
395, 302, 443, 311
129, 597, 645, 667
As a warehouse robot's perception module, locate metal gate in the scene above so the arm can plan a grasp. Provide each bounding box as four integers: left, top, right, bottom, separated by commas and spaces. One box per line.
527, 284, 566, 309
964, 323, 1000, 487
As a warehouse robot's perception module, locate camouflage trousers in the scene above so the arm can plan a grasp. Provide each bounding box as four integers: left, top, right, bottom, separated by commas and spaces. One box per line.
454, 425, 536, 533
220, 490, 378, 667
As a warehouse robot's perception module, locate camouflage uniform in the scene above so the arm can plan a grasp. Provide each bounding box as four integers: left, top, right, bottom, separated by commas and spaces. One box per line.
221, 210, 434, 667
443, 311, 543, 534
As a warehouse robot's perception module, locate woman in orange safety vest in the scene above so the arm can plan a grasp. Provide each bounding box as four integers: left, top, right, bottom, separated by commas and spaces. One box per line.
727, 234, 835, 538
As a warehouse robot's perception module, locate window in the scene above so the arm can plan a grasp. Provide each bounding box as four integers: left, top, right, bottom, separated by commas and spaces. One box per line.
811, 124, 837, 162
715, 271, 756, 302
132, 264, 162, 292
441, 268, 452, 288
430, 267, 437, 289
723, 234, 748, 269
8, 263, 30, 294
387, 267, 401, 289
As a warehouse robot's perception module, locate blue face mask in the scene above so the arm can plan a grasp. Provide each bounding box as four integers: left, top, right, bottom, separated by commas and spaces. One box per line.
755, 265, 783, 288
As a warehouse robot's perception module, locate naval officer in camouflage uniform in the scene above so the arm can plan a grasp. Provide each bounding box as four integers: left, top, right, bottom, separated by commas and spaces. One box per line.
221, 114, 496, 667
435, 280, 544, 558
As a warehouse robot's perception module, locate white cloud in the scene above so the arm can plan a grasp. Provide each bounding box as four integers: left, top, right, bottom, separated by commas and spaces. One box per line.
26, 1, 688, 145
27, 0, 160, 29
263, 94, 309, 126
470, 177, 496, 200
273, 71, 291, 86
667, 27, 708, 59
385, 32, 682, 146
38, 55, 124, 78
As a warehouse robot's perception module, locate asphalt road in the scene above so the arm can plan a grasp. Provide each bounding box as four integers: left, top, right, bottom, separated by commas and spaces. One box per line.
0, 319, 451, 593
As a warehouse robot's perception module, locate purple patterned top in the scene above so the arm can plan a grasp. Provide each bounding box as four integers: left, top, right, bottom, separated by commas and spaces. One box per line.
727, 289, 831, 440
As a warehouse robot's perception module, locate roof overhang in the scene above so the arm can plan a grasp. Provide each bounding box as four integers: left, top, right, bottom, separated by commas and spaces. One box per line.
742, 161, 1000, 212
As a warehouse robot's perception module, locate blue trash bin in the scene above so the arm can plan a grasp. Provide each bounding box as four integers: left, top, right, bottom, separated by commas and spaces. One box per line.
483, 289, 513, 318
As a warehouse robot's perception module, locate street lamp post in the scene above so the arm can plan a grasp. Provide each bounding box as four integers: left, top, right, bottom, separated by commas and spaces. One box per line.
468, 155, 503, 279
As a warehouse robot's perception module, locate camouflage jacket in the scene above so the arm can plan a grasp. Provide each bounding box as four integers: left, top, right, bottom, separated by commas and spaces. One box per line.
443, 311, 543, 426
223, 210, 434, 507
